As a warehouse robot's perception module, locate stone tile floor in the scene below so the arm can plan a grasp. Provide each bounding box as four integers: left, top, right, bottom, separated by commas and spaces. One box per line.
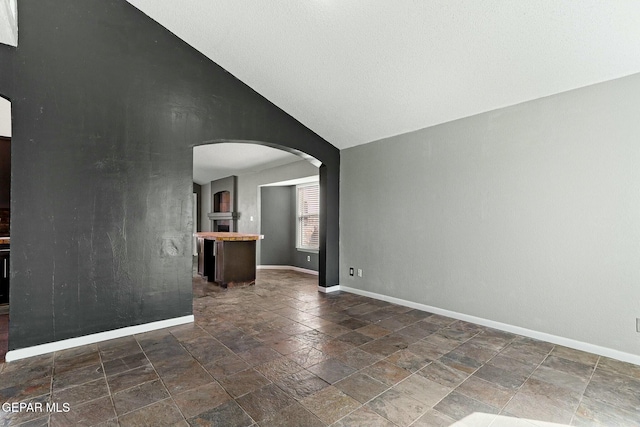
1, 269, 639, 426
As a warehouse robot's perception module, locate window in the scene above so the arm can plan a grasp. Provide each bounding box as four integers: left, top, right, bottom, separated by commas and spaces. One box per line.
297, 183, 319, 251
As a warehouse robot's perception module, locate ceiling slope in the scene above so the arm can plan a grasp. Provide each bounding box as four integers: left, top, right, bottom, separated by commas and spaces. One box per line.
127, 1, 640, 149
0, 0, 17, 47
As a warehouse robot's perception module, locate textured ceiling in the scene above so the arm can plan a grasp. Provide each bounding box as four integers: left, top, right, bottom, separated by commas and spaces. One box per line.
192, 143, 304, 185
0, 0, 17, 47
128, 0, 640, 149
4, 2, 640, 183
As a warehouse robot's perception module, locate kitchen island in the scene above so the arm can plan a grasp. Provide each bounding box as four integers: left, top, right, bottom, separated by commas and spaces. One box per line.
195, 232, 262, 288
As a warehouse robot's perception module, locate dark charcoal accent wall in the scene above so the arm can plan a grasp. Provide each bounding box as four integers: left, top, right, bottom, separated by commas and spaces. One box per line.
319, 164, 339, 285
260, 187, 293, 265
5, 0, 339, 350
0, 43, 14, 99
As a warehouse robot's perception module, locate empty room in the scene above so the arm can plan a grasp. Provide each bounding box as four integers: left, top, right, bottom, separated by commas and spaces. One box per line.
1, 1, 639, 426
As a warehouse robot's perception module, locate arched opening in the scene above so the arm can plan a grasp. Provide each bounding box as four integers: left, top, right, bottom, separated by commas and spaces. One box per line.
191, 141, 321, 295
0, 95, 11, 362
2, 0, 341, 357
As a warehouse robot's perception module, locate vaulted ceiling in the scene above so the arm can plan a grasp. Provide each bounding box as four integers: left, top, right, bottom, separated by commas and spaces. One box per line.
127, 0, 640, 150
0, 0, 16, 47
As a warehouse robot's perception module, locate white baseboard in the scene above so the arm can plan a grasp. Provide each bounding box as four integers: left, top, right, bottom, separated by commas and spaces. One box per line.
318, 285, 341, 293
340, 286, 640, 366
5, 315, 194, 362
257, 265, 319, 276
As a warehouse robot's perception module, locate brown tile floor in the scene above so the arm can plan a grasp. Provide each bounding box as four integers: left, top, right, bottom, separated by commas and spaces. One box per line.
1, 270, 640, 426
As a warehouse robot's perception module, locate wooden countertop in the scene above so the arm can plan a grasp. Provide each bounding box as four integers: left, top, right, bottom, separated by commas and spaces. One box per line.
195, 232, 262, 241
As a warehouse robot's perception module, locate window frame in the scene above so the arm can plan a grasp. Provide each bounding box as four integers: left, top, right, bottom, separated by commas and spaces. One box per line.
295, 182, 320, 252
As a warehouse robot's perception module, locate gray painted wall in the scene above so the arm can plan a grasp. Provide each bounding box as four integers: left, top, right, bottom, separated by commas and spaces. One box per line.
200, 182, 212, 232
290, 186, 319, 271
341, 72, 640, 357
193, 183, 201, 232
197, 159, 319, 266
236, 159, 318, 266
259, 185, 319, 271
260, 186, 293, 265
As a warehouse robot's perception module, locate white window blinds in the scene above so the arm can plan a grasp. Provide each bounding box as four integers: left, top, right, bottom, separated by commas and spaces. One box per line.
297, 184, 319, 250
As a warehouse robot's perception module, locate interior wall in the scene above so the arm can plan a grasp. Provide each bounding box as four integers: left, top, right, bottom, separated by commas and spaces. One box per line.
197, 160, 319, 269
341, 72, 640, 358
192, 183, 201, 232
235, 159, 318, 265
260, 186, 293, 265
259, 185, 319, 271
200, 182, 211, 232
5, 0, 338, 351
290, 186, 319, 271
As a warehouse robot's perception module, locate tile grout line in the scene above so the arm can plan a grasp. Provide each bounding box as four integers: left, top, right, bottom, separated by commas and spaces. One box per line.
96, 344, 118, 426
169, 322, 263, 424
417, 326, 511, 424
48, 347, 153, 424
569, 354, 600, 426
490, 342, 557, 418
338, 314, 464, 423
153, 327, 213, 425
47, 352, 55, 426
330, 322, 485, 427
447, 331, 520, 421
410, 326, 487, 422
102, 338, 185, 421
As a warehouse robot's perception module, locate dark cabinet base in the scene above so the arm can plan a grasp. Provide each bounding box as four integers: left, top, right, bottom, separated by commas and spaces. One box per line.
197, 238, 214, 278
214, 240, 256, 287
0, 251, 9, 305
197, 238, 256, 288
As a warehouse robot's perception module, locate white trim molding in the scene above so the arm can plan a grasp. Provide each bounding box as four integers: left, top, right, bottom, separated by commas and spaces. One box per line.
340, 286, 640, 367
318, 285, 341, 293
5, 315, 194, 362
257, 265, 318, 276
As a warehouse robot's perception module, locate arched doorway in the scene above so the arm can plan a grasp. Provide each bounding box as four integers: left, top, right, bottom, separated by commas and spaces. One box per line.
192, 141, 324, 290
1, 0, 341, 354
0, 96, 11, 362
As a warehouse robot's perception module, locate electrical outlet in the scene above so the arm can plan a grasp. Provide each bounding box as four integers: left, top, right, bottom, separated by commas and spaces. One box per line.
349, 267, 354, 276
307, 255, 310, 262
357, 268, 363, 277
637, 318, 640, 333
